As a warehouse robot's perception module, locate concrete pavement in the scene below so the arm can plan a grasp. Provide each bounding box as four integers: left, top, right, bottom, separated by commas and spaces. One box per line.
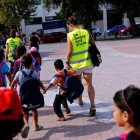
14, 38, 140, 140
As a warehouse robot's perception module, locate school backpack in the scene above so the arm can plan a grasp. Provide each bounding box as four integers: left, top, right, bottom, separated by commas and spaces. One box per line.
0, 62, 4, 87
31, 56, 40, 72
55, 69, 84, 103
19, 70, 44, 112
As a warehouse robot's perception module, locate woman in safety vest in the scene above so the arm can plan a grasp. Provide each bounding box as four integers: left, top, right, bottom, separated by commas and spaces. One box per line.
5, 30, 23, 63
66, 14, 96, 116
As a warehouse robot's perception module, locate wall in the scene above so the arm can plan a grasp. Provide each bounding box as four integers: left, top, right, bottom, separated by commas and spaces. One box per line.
123, 17, 140, 27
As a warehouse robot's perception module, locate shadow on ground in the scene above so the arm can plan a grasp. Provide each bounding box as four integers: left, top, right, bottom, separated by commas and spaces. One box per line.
29, 106, 115, 140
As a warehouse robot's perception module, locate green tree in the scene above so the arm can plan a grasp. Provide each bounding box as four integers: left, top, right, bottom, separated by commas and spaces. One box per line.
42, 0, 104, 32
105, 0, 140, 37
0, 0, 37, 32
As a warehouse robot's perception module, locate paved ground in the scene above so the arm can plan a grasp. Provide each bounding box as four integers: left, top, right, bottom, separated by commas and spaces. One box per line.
14, 38, 140, 140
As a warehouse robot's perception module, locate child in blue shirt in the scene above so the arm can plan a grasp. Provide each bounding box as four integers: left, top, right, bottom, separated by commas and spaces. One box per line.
0, 49, 11, 87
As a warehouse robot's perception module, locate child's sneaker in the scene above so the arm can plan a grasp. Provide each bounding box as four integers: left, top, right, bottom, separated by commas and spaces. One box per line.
66, 107, 71, 114
56, 117, 65, 121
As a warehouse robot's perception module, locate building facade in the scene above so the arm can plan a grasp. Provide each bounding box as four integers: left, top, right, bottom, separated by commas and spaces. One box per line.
21, 1, 140, 39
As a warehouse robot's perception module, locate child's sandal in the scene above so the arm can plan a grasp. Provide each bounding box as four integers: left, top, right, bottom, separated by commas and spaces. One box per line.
56, 117, 65, 121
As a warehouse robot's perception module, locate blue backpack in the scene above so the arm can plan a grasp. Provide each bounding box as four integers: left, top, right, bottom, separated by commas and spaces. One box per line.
19, 70, 44, 112
55, 69, 84, 103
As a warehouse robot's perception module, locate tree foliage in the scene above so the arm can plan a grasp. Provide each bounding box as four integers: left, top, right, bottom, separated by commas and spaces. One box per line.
42, 0, 104, 31
105, 0, 140, 36
0, 0, 37, 32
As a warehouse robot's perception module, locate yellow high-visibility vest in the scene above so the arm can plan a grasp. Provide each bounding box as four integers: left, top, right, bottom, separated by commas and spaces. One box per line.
7, 37, 20, 61
68, 29, 92, 69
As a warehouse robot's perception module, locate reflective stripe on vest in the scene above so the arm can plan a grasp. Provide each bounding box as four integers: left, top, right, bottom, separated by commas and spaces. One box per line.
68, 29, 92, 69
7, 37, 20, 61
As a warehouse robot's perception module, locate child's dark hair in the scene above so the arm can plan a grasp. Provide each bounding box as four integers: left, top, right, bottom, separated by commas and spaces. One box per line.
54, 59, 64, 70
31, 51, 39, 58
114, 85, 140, 125
0, 114, 24, 140
15, 45, 26, 58
0, 49, 4, 62
21, 54, 32, 67
67, 13, 78, 25
31, 42, 39, 50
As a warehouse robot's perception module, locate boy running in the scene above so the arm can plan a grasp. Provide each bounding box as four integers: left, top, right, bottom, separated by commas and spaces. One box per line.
46, 59, 75, 121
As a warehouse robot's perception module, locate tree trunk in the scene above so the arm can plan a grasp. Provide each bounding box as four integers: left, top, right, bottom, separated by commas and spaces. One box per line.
85, 20, 92, 33
127, 11, 140, 37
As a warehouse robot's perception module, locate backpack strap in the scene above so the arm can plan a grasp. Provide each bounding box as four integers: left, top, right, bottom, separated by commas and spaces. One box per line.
54, 74, 65, 78
29, 70, 34, 76
0, 62, 4, 68
20, 70, 27, 77
64, 69, 68, 76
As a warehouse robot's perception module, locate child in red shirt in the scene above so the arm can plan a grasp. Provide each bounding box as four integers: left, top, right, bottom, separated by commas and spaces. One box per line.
46, 59, 75, 121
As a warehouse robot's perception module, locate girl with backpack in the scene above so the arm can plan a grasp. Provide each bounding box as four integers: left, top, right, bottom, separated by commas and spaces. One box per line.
11, 45, 27, 82
29, 47, 42, 75
12, 45, 36, 82
108, 85, 140, 140
0, 49, 11, 87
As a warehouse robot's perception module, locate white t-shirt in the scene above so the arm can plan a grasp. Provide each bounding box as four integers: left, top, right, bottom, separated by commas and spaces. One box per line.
14, 69, 40, 84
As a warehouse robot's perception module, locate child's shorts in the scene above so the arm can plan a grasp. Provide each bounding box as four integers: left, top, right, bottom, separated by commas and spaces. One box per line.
75, 65, 94, 75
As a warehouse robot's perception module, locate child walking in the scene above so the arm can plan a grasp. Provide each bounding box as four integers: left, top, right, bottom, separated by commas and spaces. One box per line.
11, 45, 27, 81
29, 47, 42, 75
46, 59, 75, 121
11, 54, 46, 135
108, 85, 140, 140
0, 49, 11, 87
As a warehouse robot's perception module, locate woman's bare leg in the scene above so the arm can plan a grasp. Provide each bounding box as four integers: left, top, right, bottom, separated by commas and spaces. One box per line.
76, 75, 83, 103
83, 73, 95, 106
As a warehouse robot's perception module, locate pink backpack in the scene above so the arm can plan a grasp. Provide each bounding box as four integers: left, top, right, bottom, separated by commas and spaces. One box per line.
0, 62, 4, 87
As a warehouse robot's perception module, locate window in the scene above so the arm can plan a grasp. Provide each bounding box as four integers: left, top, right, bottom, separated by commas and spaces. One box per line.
97, 11, 103, 20
45, 33, 52, 37
45, 16, 58, 21
92, 28, 97, 31
25, 17, 42, 25
137, 24, 140, 27
53, 32, 59, 35
120, 26, 125, 28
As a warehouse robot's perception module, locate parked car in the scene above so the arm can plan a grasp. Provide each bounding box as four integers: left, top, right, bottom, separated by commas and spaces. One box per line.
92, 27, 102, 36
106, 25, 127, 35
120, 23, 140, 35
42, 32, 67, 43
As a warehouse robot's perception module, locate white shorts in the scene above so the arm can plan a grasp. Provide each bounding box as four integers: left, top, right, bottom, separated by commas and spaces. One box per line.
75, 65, 94, 75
